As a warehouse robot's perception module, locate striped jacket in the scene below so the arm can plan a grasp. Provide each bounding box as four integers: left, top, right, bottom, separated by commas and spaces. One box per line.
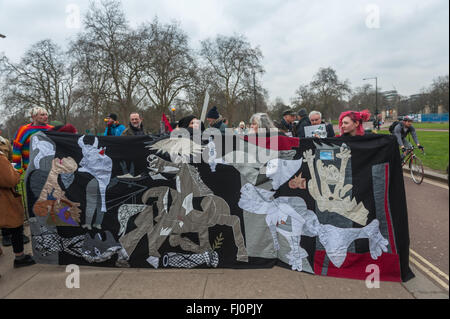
12, 123, 53, 172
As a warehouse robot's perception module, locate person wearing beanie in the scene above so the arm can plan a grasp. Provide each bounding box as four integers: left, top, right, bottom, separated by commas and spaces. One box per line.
104, 113, 125, 136
295, 108, 311, 138
121, 112, 146, 136
206, 106, 226, 134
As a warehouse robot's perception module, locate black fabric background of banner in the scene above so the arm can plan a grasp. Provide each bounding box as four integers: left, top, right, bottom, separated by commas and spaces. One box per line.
27, 131, 414, 282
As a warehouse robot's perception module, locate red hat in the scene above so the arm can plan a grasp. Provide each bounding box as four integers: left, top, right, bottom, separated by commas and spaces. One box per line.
56, 124, 78, 134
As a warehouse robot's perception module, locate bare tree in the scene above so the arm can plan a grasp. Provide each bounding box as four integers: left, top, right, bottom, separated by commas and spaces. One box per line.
347, 84, 387, 115
428, 75, 449, 112
138, 18, 196, 116
309, 67, 351, 118
82, 0, 145, 122
69, 35, 113, 133
268, 97, 289, 122
291, 84, 318, 111
0, 39, 79, 122
200, 34, 264, 124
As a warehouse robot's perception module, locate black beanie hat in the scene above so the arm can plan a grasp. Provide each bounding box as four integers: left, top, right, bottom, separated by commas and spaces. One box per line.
206, 106, 219, 119
108, 113, 118, 121
297, 108, 308, 117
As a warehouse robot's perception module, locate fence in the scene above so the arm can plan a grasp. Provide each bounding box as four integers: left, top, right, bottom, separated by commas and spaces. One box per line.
420, 113, 449, 122
406, 113, 449, 122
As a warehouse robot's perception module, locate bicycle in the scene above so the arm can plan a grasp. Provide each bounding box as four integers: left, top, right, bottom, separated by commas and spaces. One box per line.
401, 146, 425, 184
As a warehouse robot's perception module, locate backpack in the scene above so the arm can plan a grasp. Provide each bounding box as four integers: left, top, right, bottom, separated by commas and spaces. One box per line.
389, 121, 400, 133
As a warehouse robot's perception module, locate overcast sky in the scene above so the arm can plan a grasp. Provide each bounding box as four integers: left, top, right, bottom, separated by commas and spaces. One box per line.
0, 0, 448, 104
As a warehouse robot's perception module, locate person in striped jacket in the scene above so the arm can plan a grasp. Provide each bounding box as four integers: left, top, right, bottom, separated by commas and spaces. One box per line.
12, 107, 53, 174
2, 107, 52, 248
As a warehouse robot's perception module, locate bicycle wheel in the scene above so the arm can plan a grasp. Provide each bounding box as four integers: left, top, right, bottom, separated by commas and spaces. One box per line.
409, 156, 424, 184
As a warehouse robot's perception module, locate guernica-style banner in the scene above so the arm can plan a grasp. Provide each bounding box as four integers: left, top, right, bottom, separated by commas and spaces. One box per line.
26, 130, 414, 282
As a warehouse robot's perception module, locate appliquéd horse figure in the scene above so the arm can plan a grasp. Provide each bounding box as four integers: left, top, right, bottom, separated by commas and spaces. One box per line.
119, 154, 248, 268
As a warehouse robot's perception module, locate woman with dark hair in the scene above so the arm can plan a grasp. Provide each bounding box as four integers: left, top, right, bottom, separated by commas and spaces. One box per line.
177, 115, 205, 132
338, 110, 371, 137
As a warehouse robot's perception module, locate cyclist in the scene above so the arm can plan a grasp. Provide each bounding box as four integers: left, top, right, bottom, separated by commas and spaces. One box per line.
391, 116, 424, 159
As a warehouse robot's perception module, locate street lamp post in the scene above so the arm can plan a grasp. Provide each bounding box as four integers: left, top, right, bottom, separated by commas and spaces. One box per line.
363, 76, 379, 129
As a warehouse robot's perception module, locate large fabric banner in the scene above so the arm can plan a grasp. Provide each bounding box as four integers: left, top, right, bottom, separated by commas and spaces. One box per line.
26, 131, 414, 282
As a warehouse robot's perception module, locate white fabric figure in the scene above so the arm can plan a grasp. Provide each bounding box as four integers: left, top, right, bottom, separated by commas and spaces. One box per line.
31, 135, 56, 169
208, 136, 217, 172
78, 136, 112, 213
239, 182, 389, 271
265, 158, 303, 190
147, 137, 203, 164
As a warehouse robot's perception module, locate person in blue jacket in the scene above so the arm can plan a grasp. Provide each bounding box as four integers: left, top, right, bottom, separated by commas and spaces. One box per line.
103, 113, 125, 136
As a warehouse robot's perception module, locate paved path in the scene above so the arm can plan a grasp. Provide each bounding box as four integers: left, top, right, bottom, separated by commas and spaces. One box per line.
0, 223, 448, 299
404, 174, 449, 292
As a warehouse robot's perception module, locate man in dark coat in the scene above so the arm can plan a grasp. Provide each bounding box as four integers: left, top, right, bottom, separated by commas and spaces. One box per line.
206, 106, 227, 134
274, 109, 297, 136
295, 108, 311, 138
121, 112, 146, 136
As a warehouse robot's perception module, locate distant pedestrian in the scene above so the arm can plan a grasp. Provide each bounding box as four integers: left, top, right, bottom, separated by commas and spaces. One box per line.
235, 121, 248, 135
103, 113, 125, 136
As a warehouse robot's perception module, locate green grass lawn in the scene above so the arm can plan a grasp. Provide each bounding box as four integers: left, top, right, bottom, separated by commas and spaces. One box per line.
378, 130, 449, 172
411, 122, 449, 130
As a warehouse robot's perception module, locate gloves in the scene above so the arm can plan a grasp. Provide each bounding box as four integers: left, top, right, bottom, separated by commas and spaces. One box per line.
418, 145, 424, 150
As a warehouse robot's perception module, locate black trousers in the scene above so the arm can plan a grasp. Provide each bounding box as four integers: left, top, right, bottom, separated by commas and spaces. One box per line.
1, 226, 24, 254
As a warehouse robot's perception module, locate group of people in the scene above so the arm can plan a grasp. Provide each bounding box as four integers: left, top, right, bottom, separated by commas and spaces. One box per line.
273, 108, 335, 138
0, 104, 424, 276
